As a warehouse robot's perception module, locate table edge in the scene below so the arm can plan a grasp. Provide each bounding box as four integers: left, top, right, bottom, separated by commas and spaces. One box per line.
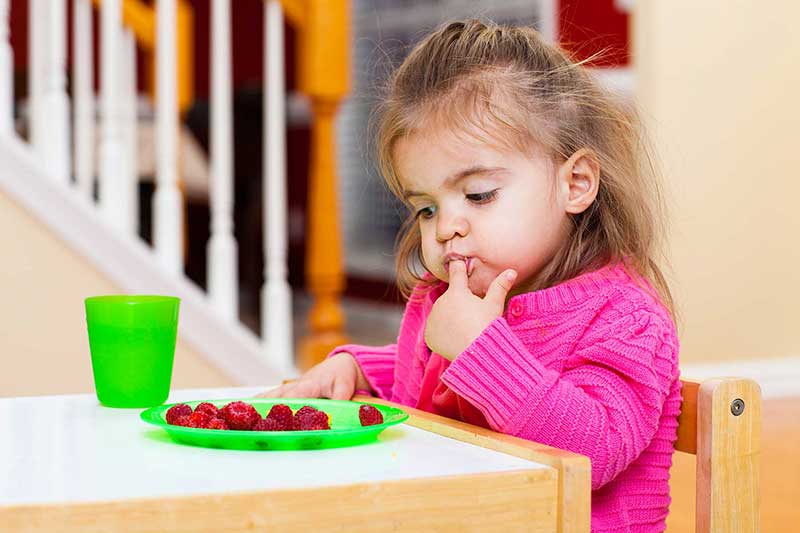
353, 394, 591, 533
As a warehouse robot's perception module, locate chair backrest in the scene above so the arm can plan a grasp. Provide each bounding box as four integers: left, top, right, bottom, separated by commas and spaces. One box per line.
675, 378, 761, 532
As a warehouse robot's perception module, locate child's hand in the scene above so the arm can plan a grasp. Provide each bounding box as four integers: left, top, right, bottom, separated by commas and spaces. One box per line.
425, 260, 517, 360
255, 352, 370, 400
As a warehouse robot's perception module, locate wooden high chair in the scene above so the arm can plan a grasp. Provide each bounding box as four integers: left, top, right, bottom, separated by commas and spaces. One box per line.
675, 377, 761, 532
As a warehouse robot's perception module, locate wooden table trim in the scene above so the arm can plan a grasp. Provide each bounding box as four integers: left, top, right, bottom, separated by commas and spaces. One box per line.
354, 395, 591, 533
2, 469, 558, 532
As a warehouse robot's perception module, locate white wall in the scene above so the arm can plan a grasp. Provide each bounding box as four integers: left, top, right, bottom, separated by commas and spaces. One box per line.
0, 189, 235, 397
634, 1, 800, 363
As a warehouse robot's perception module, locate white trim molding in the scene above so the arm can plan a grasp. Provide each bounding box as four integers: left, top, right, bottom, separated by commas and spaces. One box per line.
0, 135, 286, 386
591, 66, 635, 96
681, 356, 800, 399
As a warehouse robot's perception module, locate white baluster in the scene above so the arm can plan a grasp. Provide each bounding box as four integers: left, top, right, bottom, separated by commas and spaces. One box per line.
99, 0, 127, 230
262, 0, 293, 373
72, 0, 94, 201
28, 0, 43, 149
121, 29, 139, 235
538, 0, 559, 44
154, 0, 183, 275
0, 0, 12, 136
208, 0, 238, 320
33, 0, 70, 182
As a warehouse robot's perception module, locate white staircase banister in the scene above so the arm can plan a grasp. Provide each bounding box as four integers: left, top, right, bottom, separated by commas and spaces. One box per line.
99, 0, 128, 230
263, 0, 294, 375
0, 135, 281, 385
29, 0, 70, 184
3, 0, 299, 384
208, 0, 238, 322
45, 0, 70, 184
72, 0, 94, 202
122, 29, 139, 234
153, 0, 183, 275
27, 0, 42, 151
0, 0, 12, 136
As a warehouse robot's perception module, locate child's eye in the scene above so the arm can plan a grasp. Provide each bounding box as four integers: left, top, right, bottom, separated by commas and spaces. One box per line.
466, 189, 499, 204
415, 205, 437, 219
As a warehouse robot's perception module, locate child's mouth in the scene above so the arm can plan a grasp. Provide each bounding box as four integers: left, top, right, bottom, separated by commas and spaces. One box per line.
444, 256, 474, 276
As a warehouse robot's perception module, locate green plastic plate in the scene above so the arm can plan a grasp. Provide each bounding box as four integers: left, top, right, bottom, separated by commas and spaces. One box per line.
140, 398, 409, 451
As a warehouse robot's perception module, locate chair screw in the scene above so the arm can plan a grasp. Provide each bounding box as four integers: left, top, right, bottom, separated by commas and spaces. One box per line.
731, 398, 745, 416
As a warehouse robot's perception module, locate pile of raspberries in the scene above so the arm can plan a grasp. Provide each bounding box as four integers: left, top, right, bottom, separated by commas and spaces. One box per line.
165, 401, 384, 431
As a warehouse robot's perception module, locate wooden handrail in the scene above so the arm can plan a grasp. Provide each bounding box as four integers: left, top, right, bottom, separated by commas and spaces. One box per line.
288, 0, 351, 369
279, 0, 305, 27
117, 0, 156, 49
175, 0, 193, 115
91, 0, 194, 114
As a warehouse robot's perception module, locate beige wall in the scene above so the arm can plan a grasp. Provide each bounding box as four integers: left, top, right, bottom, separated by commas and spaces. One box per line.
633, 2, 800, 363
0, 190, 235, 397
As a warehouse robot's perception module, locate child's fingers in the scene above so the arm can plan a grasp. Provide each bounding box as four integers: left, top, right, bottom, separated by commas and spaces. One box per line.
447, 259, 469, 291
255, 384, 284, 398
485, 269, 517, 307
282, 380, 320, 399
257, 380, 311, 398
329, 376, 354, 400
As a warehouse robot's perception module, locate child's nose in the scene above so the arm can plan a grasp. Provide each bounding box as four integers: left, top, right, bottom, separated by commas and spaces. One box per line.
436, 211, 469, 242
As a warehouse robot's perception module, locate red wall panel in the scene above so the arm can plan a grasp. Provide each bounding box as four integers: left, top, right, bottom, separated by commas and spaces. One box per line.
558, 0, 630, 67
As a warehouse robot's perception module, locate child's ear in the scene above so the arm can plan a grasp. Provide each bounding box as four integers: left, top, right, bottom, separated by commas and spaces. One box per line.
557, 148, 600, 214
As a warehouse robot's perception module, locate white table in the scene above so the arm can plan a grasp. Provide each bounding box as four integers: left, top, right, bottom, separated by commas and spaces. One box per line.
0, 387, 590, 532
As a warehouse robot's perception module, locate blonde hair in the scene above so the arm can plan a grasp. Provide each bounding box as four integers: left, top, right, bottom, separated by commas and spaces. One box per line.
374, 19, 675, 317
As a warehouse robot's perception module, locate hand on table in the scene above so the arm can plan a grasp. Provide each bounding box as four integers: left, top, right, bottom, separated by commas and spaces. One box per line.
256, 352, 370, 400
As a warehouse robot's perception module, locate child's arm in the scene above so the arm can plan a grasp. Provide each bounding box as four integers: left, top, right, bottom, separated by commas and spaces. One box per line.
325, 279, 441, 401
327, 344, 397, 400
441, 309, 679, 490
267, 279, 434, 401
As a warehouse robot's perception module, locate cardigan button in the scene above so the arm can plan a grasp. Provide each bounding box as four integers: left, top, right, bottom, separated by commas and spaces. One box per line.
509, 301, 524, 318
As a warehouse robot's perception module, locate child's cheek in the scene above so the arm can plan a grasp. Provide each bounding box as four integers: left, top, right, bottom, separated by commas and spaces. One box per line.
421, 245, 447, 282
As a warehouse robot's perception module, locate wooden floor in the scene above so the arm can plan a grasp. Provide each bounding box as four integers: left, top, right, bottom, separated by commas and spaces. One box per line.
666, 396, 800, 531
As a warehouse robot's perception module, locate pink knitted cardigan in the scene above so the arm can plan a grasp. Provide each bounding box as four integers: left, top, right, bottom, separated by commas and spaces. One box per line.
331, 263, 681, 532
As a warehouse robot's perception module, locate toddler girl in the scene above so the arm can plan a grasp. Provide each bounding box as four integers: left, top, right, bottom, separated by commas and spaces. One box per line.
262, 19, 680, 532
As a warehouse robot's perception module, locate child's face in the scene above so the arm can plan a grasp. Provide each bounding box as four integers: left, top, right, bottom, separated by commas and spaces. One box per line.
394, 127, 572, 298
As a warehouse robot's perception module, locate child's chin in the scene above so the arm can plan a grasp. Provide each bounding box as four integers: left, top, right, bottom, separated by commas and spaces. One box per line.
466, 277, 489, 298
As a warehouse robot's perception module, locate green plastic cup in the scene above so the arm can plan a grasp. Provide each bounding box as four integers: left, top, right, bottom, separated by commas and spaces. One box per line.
85, 295, 180, 408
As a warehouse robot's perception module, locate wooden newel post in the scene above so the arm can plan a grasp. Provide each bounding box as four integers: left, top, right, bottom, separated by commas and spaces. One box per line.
296, 0, 350, 369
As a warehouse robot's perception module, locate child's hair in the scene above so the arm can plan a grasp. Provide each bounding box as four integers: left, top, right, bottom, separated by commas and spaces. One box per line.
373, 19, 674, 317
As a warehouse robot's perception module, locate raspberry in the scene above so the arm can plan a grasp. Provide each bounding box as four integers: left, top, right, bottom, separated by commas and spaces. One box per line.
174, 415, 192, 427
306, 410, 331, 430
294, 407, 330, 431
194, 402, 220, 418
205, 417, 229, 430
166, 403, 193, 425
186, 411, 212, 428
253, 417, 284, 432
220, 401, 261, 430
265, 404, 294, 430
294, 405, 319, 418
292, 405, 317, 430
359, 404, 384, 426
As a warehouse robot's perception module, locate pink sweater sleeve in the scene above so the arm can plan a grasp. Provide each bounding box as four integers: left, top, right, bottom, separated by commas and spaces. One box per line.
441, 311, 678, 490
328, 344, 396, 400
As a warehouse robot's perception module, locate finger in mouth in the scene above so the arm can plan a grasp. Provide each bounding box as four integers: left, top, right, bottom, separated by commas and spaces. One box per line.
445, 257, 473, 277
